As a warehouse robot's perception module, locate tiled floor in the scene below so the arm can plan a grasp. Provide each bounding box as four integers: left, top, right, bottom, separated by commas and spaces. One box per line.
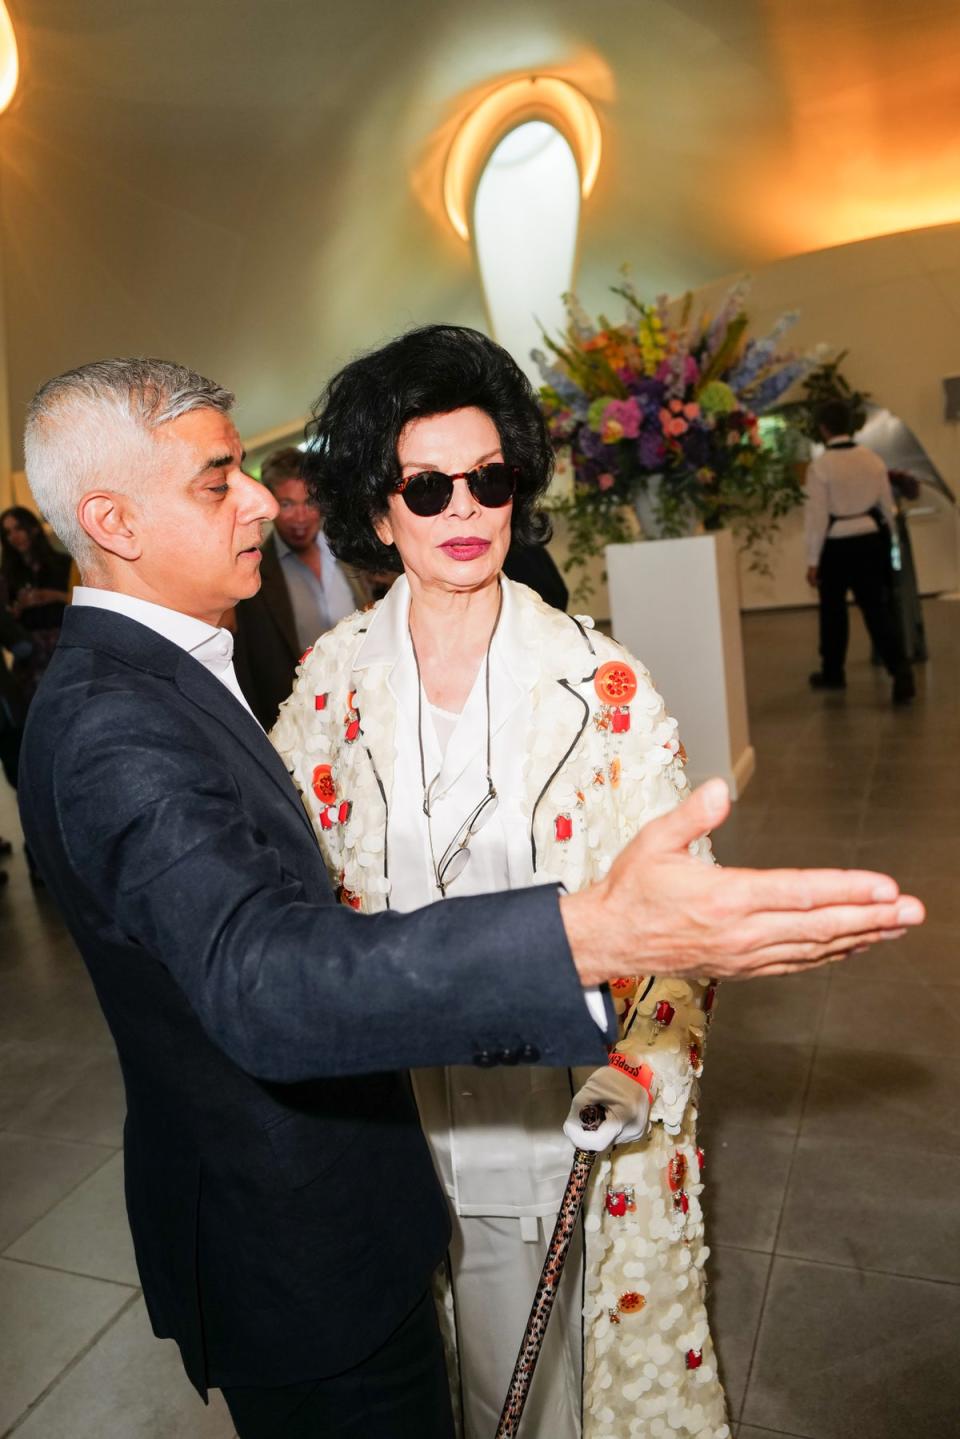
0, 601, 956, 1437
701, 599, 960, 1439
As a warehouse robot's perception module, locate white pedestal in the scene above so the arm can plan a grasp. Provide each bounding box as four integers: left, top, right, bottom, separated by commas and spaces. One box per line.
605, 530, 755, 798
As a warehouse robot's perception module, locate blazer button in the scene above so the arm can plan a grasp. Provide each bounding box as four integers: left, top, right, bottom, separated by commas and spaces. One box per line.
518, 1044, 540, 1064
499, 1047, 520, 1066
473, 1050, 496, 1068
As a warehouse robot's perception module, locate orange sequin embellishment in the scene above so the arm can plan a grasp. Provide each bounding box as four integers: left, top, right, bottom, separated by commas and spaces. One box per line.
595, 660, 638, 705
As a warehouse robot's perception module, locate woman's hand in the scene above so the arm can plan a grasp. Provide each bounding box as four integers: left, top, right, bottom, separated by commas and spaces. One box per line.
560, 779, 925, 985
563, 1065, 653, 1152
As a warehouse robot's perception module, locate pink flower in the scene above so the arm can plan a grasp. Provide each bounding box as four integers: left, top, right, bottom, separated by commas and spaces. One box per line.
603, 397, 642, 440
598, 472, 616, 491
684, 354, 700, 385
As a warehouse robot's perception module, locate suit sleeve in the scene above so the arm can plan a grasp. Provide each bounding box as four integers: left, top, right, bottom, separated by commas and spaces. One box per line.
52, 692, 607, 1083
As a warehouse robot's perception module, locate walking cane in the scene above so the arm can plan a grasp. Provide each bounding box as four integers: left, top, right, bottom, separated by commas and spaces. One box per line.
493, 1102, 606, 1439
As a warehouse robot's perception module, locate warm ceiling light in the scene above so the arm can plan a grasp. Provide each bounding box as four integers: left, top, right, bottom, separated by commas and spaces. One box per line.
443, 76, 601, 242
0, 3, 18, 115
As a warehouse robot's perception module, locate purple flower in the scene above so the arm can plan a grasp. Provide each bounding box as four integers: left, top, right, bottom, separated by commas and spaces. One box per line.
638, 430, 667, 469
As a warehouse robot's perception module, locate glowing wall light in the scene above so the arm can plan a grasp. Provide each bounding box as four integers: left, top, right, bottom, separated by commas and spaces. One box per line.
0, 3, 18, 115
443, 76, 601, 242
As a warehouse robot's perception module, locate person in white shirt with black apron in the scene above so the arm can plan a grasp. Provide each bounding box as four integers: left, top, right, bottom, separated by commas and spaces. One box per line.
803, 399, 915, 704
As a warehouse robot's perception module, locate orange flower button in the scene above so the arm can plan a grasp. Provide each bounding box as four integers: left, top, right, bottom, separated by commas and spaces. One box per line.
311, 764, 337, 806
617, 1292, 646, 1314
594, 660, 638, 706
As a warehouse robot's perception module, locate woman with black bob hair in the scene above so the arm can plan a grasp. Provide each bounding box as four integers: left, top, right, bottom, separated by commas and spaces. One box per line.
302, 323, 553, 574
274, 324, 727, 1438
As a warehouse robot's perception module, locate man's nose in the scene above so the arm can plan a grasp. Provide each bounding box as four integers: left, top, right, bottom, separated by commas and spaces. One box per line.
239, 471, 278, 522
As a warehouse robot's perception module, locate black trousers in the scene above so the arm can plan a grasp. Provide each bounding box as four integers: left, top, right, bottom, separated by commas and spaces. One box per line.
221, 1290, 456, 1439
818, 531, 907, 681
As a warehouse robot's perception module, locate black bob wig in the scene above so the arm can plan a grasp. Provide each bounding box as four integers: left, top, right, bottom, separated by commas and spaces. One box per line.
302, 324, 554, 572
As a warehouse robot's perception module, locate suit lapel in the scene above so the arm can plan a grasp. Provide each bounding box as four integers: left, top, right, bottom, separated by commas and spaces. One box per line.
174, 655, 318, 842
60, 604, 318, 843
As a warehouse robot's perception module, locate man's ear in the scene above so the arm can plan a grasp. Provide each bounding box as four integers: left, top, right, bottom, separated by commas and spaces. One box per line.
372, 512, 394, 548
76, 491, 143, 562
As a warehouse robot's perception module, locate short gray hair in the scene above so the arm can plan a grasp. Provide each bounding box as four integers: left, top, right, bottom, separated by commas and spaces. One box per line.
24, 358, 235, 571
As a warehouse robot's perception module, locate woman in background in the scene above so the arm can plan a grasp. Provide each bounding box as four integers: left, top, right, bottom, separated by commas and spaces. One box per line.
274, 326, 728, 1439
1, 505, 71, 697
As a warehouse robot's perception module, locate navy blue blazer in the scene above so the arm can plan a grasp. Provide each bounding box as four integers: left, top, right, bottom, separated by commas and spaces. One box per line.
18, 605, 609, 1395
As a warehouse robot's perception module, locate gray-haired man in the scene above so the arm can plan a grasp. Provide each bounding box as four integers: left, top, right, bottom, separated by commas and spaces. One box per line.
17, 358, 923, 1436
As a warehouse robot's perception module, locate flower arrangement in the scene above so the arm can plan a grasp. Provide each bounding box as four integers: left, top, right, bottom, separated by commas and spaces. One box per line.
534, 276, 814, 599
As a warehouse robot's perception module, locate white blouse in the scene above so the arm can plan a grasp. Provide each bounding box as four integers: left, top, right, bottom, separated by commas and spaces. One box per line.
382, 582, 578, 1223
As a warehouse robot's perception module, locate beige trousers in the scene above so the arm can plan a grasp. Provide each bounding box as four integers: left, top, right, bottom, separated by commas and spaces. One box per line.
447, 1210, 583, 1439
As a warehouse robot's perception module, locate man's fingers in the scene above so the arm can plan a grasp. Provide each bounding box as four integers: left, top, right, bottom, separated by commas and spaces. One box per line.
640, 779, 730, 855
719, 865, 908, 912
735, 898, 924, 951
718, 926, 911, 979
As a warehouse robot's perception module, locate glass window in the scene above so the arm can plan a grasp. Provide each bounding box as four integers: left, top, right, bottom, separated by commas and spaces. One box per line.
473, 121, 580, 379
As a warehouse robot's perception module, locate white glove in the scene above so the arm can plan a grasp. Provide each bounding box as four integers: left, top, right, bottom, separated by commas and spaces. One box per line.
563, 1063, 654, 1153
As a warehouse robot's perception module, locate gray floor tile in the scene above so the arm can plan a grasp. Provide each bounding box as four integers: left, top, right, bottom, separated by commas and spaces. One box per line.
0, 1132, 114, 1250
777, 1137, 960, 1284
855, 835, 957, 880
707, 1244, 771, 1423
709, 974, 829, 1049
11, 1049, 126, 1146
9, 1297, 235, 1439
699, 1041, 814, 1138
819, 977, 960, 1058
801, 1046, 960, 1154
826, 923, 960, 989
0, 1042, 103, 1131
893, 870, 960, 926
724, 835, 858, 871
6, 1152, 137, 1285
0, 1257, 134, 1434
737, 1428, 812, 1439
742, 1257, 960, 1438
0, 968, 114, 1050
702, 1126, 796, 1254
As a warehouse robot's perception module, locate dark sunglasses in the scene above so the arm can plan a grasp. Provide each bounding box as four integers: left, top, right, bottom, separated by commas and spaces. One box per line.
393, 462, 519, 517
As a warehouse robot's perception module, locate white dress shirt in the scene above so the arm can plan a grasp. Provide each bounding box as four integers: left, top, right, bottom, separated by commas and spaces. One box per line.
273, 529, 357, 652
72, 587, 260, 723
804, 437, 897, 566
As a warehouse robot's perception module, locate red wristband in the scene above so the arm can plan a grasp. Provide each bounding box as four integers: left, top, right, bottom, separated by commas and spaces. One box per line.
608, 1052, 655, 1097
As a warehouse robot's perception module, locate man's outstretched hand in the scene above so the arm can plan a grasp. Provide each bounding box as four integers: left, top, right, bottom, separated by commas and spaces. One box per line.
560, 778, 925, 985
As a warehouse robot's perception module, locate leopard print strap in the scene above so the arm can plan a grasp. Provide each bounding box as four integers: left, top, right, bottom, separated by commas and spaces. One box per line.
495, 1145, 598, 1437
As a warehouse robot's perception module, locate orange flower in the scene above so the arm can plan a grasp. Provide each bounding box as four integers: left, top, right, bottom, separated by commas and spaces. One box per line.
311, 764, 336, 806
617, 1292, 646, 1314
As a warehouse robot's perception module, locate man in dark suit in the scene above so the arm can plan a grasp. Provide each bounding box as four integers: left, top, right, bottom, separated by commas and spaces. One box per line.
18, 359, 921, 1438
232, 447, 369, 728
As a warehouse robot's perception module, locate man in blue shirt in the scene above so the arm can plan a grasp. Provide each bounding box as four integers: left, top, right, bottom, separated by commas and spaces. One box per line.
233, 447, 366, 726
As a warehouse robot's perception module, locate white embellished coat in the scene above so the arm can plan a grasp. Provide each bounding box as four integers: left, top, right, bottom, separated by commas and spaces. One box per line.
272, 578, 729, 1439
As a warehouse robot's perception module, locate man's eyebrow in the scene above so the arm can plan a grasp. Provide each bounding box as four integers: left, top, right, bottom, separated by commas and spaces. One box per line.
192, 450, 244, 480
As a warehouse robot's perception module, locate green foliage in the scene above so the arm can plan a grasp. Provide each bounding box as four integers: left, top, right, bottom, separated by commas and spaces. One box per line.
774, 352, 871, 438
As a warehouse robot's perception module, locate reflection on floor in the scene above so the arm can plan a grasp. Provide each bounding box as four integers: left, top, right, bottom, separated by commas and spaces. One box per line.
0, 601, 957, 1438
